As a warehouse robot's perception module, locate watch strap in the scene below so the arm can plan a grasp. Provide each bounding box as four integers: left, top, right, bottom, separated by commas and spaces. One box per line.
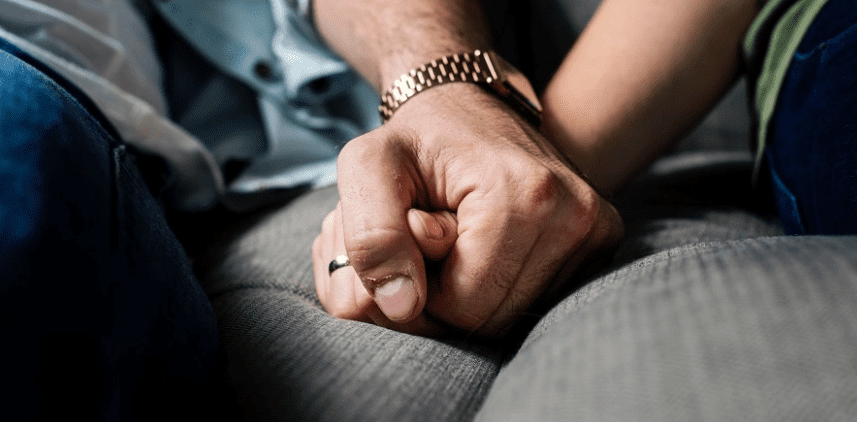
379, 50, 504, 123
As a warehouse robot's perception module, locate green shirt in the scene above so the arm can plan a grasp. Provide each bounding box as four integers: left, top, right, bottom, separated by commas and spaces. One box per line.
743, 0, 829, 180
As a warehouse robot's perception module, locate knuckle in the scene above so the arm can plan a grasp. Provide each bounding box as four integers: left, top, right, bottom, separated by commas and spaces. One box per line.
339, 133, 389, 166
577, 185, 601, 219
570, 187, 603, 235
592, 200, 625, 246
338, 138, 363, 163
517, 168, 562, 221
551, 183, 602, 243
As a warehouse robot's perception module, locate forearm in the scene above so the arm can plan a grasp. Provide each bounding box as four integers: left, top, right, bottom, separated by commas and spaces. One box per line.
314, 0, 491, 92
542, 0, 761, 194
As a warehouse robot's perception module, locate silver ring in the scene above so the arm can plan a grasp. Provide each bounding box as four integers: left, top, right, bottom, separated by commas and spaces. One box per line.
328, 254, 351, 275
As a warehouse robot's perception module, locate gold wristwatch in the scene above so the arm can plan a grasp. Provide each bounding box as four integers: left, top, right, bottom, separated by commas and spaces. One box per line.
379, 50, 543, 127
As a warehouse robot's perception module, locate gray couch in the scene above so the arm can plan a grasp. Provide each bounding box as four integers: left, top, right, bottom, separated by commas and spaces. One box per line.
191, 79, 857, 421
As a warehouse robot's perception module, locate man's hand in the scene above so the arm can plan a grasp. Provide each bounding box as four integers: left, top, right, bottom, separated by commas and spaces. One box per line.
313, 84, 623, 337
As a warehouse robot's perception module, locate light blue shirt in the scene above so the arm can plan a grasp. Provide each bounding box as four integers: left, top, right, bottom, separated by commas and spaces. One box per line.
155, 0, 380, 210
0, 0, 378, 211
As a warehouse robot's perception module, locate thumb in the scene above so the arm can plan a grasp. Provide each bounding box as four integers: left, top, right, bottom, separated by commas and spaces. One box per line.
407, 209, 458, 260
337, 131, 425, 323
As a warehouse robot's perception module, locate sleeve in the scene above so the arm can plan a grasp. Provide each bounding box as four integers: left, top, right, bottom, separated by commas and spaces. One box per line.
153, 0, 354, 103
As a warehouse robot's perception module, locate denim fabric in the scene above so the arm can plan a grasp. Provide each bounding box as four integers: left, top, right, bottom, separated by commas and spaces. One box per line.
767, 0, 857, 234
0, 39, 218, 420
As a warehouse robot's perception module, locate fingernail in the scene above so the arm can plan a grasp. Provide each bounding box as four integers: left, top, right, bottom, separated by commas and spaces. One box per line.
410, 209, 444, 240
424, 215, 444, 240
374, 276, 417, 321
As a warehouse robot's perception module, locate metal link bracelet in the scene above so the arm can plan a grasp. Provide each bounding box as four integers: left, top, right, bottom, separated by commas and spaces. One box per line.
379, 50, 509, 123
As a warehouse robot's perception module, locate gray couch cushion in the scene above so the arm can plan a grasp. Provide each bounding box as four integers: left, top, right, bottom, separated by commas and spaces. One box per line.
477, 236, 857, 421
199, 186, 505, 422
195, 148, 794, 421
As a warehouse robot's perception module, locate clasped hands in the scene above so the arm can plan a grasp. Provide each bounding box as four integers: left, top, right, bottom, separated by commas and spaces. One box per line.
313, 83, 623, 337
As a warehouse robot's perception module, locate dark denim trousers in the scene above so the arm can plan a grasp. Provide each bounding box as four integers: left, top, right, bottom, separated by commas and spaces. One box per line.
768, 0, 857, 234
0, 39, 218, 420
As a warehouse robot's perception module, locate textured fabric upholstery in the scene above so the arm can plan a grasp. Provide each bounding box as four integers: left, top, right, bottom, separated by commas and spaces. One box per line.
478, 236, 857, 421
199, 186, 506, 422
189, 122, 854, 422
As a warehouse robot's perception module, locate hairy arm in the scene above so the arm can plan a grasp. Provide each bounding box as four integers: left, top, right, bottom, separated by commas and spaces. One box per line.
314, 0, 490, 92
542, 0, 762, 194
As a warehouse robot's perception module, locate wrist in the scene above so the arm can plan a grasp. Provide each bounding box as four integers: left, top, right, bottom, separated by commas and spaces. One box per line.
376, 45, 483, 91
380, 50, 542, 127
387, 82, 497, 123
314, 0, 489, 91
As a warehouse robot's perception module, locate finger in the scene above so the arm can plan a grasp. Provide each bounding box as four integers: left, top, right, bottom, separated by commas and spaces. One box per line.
337, 130, 426, 323
351, 209, 450, 335
313, 209, 339, 306
330, 209, 442, 333
407, 209, 458, 261
313, 234, 327, 304
316, 205, 445, 334
328, 207, 374, 323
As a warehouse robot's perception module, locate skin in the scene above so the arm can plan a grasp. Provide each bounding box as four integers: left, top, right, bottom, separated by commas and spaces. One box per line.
310, 0, 761, 337
542, 0, 763, 194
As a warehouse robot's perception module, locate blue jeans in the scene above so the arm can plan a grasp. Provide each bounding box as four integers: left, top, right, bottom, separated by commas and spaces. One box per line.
0, 39, 218, 420
768, 0, 857, 234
